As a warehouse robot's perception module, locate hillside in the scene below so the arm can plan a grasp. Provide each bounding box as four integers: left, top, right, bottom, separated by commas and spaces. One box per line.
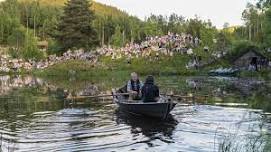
19, 0, 133, 19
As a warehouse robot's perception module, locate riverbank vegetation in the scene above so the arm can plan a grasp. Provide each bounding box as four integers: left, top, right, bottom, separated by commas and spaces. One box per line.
34, 55, 200, 79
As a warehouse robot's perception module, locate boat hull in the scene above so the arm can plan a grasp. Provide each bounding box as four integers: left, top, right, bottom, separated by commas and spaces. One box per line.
114, 97, 176, 119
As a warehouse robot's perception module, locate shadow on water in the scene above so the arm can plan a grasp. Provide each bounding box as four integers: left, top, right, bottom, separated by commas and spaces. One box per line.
115, 109, 178, 143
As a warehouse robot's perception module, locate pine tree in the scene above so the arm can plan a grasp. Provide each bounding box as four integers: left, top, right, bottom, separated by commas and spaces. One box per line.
56, 0, 98, 52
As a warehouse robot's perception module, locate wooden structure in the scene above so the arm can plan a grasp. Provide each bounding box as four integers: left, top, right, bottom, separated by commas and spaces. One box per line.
233, 50, 269, 70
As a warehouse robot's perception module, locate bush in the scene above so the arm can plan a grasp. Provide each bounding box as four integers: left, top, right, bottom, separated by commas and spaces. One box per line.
232, 40, 254, 52
226, 40, 258, 61
7, 26, 44, 60
47, 39, 62, 55
8, 47, 19, 58
7, 26, 26, 49
21, 32, 44, 60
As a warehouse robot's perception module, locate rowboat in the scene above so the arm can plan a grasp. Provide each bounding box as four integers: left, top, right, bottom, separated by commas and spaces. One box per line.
208, 68, 239, 77
113, 88, 177, 120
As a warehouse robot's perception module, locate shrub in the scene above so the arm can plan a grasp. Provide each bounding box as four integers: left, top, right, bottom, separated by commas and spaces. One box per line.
8, 47, 19, 58
7, 26, 44, 60
226, 40, 258, 61
21, 32, 44, 60
47, 39, 62, 55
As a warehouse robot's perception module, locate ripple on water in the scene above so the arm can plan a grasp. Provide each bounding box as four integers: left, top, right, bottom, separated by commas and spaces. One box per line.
0, 104, 270, 152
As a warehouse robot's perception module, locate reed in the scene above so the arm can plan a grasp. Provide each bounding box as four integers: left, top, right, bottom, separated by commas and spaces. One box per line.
218, 131, 269, 152
0, 131, 2, 152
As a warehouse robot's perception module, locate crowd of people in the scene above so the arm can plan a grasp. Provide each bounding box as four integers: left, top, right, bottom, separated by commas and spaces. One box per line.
97, 32, 200, 60
0, 50, 98, 73
0, 32, 202, 73
2, 32, 271, 73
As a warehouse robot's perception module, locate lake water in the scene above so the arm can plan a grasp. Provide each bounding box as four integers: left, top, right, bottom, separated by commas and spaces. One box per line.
0, 75, 270, 152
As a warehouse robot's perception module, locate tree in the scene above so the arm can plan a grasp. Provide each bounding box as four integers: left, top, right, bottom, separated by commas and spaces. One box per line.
263, 7, 271, 47
257, 0, 271, 9
223, 22, 230, 29
56, 0, 98, 52
0, 0, 21, 44
18, 0, 62, 39
6, 25, 43, 60
111, 25, 122, 47
168, 13, 185, 34
242, 3, 264, 43
186, 18, 202, 37
7, 26, 26, 50
214, 32, 231, 52
21, 30, 44, 60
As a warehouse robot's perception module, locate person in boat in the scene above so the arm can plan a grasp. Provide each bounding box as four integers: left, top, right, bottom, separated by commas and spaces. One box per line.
127, 72, 143, 100
141, 75, 160, 102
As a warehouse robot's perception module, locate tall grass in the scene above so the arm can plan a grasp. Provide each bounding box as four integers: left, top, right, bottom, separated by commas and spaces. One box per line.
218, 134, 268, 152
216, 122, 271, 152
0, 128, 2, 152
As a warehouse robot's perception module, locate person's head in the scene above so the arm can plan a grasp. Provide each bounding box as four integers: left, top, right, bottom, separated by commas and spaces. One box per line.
131, 72, 139, 81
145, 75, 154, 84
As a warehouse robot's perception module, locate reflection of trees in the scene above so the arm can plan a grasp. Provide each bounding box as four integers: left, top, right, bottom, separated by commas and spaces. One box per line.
160, 77, 271, 113
246, 87, 271, 112
0, 75, 101, 98
0, 75, 46, 95
222, 78, 271, 112
0, 75, 115, 126
0, 88, 63, 122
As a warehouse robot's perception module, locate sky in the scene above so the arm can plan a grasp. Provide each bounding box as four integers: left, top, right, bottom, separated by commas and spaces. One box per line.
95, 0, 255, 28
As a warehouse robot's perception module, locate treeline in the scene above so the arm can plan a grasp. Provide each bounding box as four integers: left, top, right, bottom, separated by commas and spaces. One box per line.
233, 0, 271, 50
0, 0, 270, 60
0, 0, 61, 59
0, 0, 224, 58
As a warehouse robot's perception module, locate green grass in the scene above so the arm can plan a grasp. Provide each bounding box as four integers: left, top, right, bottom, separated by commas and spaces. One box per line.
34, 55, 206, 80
238, 70, 271, 80
0, 53, 267, 82
0, 69, 31, 75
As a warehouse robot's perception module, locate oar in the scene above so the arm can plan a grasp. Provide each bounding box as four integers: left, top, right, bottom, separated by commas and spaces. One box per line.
161, 94, 209, 100
67, 93, 208, 100
66, 93, 129, 100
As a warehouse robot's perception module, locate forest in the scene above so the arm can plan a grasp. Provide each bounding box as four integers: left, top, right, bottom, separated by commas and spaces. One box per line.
0, 0, 271, 60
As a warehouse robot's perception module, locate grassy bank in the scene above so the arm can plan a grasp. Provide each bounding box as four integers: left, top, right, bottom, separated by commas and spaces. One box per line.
34, 55, 203, 80
0, 54, 268, 81
238, 70, 271, 80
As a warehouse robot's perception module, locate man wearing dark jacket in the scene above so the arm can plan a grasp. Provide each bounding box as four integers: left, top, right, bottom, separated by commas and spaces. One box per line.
142, 75, 160, 102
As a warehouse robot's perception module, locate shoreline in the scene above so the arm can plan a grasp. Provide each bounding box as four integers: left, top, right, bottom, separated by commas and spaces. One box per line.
0, 57, 269, 81
0, 61, 271, 80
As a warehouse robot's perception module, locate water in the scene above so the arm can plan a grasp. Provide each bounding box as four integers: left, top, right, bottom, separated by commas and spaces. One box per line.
0, 75, 270, 152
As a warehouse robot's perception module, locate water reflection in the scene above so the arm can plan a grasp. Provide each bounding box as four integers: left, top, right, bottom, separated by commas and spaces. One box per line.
183, 76, 265, 96
0, 75, 100, 99
0, 75, 270, 111
0, 75, 44, 95
115, 110, 178, 142
0, 75, 270, 151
